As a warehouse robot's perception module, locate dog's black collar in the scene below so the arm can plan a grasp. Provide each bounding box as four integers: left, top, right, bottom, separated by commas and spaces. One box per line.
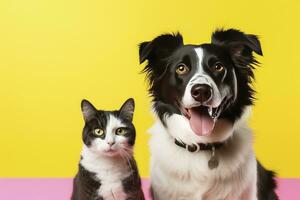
174, 139, 224, 153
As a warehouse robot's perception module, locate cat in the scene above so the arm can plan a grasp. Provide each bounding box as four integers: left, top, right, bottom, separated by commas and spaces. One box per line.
71, 98, 145, 200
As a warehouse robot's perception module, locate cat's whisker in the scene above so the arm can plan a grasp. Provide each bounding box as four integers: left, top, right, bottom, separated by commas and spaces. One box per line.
120, 149, 134, 175
121, 146, 134, 154
119, 150, 129, 166
120, 144, 134, 152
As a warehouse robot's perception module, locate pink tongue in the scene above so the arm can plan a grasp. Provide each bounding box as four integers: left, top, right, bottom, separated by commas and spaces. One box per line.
188, 108, 215, 136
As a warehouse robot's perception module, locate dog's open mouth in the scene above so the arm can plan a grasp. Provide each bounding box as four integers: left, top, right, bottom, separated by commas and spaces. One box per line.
181, 97, 232, 136
183, 106, 217, 136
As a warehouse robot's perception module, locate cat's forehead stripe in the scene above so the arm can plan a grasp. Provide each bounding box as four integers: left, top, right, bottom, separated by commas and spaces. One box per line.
106, 114, 126, 132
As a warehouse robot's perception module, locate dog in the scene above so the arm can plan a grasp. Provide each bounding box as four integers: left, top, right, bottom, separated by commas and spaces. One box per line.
139, 29, 278, 200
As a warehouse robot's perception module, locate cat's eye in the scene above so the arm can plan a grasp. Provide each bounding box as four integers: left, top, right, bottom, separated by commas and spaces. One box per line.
94, 128, 104, 136
176, 64, 189, 75
115, 128, 127, 135
213, 63, 225, 72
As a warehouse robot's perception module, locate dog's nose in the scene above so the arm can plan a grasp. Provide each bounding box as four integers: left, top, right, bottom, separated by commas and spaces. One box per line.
191, 84, 212, 103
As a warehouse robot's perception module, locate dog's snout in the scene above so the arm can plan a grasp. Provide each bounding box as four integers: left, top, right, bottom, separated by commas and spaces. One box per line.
191, 84, 212, 103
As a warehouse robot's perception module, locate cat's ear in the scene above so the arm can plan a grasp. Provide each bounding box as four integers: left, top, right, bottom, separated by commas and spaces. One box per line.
81, 99, 97, 122
119, 98, 135, 122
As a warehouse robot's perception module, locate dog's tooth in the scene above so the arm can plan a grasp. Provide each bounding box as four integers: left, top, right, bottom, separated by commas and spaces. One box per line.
212, 108, 218, 118
208, 107, 213, 117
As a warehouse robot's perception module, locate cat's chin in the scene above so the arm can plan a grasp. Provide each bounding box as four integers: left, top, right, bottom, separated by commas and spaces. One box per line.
101, 150, 121, 157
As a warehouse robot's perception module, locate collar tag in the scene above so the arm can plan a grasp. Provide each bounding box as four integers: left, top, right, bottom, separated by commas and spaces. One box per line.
208, 145, 219, 169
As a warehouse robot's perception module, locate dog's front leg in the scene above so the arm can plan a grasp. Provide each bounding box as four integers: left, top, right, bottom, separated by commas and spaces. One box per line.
239, 180, 258, 200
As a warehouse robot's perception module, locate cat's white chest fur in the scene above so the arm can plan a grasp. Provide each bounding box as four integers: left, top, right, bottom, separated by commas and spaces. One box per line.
80, 145, 131, 200
97, 171, 127, 200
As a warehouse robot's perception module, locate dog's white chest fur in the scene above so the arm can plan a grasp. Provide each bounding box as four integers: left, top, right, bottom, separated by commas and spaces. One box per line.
149, 116, 258, 200
80, 146, 130, 200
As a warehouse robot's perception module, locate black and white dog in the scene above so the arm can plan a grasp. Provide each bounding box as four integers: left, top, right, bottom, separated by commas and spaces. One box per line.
139, 29, 278, 200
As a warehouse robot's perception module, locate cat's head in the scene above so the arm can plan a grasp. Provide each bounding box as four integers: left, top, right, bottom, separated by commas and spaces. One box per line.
81, 98, 136, 157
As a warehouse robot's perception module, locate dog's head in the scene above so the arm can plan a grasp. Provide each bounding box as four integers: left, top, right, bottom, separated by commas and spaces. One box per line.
139, 29, 262, 141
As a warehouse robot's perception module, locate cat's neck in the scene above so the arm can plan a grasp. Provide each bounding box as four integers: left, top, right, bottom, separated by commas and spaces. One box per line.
80, 145, 132, 173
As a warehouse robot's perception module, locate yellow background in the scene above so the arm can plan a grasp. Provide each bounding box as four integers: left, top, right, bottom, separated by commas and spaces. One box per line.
0, 0, 299, 178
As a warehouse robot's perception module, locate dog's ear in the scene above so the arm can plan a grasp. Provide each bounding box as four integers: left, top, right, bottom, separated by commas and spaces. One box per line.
211, 29, 263, 59
139, 33, 183, 87
139, 33, 183, 64
139, 42, 151, 64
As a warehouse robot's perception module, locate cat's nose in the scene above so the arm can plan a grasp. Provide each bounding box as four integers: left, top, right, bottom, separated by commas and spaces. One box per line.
108, 141, 115, 146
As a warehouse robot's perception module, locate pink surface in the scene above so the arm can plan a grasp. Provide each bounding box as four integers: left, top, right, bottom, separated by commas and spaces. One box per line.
0, 178, 298, 199
276, 179, 300, 200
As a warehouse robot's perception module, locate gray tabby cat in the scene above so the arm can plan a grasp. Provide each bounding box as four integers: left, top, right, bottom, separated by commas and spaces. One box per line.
72, 98, 145, 200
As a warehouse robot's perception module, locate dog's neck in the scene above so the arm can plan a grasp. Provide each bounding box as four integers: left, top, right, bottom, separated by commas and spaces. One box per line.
148, 112, 254, 170
174, 138, 225, 152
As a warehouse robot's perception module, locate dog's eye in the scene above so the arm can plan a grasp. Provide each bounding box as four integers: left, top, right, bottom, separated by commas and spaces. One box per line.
176, 64, 189, 75
213, 63, 225, 72
116, 128, 127, 136
94, 128, 104, 136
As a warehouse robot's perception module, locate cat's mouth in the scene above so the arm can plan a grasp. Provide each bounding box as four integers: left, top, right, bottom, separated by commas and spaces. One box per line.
103, 148, 119, 156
